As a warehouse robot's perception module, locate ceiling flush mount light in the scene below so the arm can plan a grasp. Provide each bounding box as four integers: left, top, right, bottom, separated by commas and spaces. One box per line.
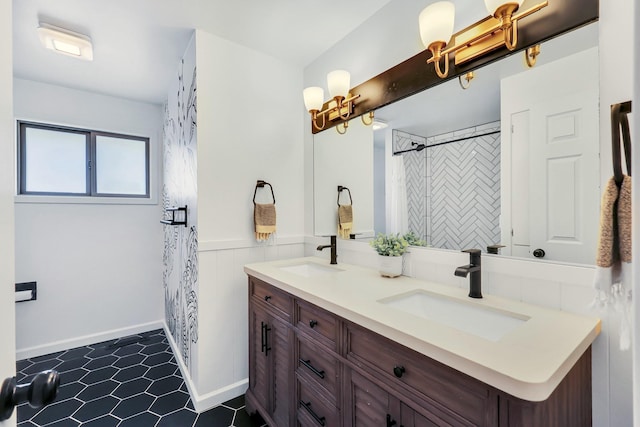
37, 23, 93, 61
419, 0, 548, 78
303, 69, 362, 133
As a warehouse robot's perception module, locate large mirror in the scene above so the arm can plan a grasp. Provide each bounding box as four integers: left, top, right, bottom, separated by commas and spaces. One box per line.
313, 22, 600, 265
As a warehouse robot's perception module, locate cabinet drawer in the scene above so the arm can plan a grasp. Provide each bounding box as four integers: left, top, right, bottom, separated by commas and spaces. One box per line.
296, 335, 339, 403
250, 277, 292, 320
297, 374, 340, 427
346, 322, 491, 426
296, 300, 337, 349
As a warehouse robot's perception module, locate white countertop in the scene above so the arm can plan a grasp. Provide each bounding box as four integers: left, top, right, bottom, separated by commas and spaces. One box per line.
244, 256, 601, 401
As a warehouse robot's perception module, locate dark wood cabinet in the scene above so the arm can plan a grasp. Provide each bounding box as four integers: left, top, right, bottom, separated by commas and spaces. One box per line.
246, 275, 592, 427
246, 277, 294, 426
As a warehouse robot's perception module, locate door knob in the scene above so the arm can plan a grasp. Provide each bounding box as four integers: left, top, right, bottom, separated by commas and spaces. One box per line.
533, 248, 546, 258
0, 370, 60, 421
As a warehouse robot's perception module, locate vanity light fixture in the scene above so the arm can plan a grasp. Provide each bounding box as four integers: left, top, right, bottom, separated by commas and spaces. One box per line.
361, 111, 374, 126
419, 0, 548, 79
37, 23, 93, 61
303, 69, 361, 132
458, 71, 474, 90
524, 44, 541, 67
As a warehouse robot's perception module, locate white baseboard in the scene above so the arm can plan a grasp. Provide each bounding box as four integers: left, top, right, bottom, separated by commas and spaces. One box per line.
16, 320, 164, 361
163, 322, 248, 413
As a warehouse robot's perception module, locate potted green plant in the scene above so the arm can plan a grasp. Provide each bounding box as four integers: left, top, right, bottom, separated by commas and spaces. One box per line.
370, 233, 409, 277
403, 231, 427, 247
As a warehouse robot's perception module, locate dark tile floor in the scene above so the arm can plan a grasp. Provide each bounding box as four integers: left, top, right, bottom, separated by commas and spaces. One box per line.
16, 329, 266, 427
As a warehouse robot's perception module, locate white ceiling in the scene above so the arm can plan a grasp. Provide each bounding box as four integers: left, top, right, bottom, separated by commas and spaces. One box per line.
13, 0, 394, 105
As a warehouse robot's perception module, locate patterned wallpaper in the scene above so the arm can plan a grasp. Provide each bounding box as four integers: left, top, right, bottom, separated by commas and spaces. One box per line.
394, 121, 501, 252
162, 37, 198, 374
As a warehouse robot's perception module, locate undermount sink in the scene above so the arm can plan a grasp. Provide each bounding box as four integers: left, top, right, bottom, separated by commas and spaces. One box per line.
279, 262, 344, 277
379, 290, 529, 342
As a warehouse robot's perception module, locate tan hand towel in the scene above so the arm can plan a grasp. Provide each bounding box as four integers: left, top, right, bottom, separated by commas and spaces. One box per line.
338, 205, 353, 239
593, 175, 632, 350
255, 203, 276, 242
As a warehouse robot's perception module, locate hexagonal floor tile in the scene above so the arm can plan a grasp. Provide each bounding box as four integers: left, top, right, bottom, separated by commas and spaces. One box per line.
118, 411, 160, 427
149, 390, 190, 416
32, 398, 83, 425
112, 377, 153, 399
144, 363, 177, 380
80, 366, 118, 385
142, 352, 173, 367
140, 343, 170, 356
146, 375, 183, 397
83, 355, 118, 370
115, 343, 144, 357
113, 353, 145, 369
112, 392, 155, 419
156, 408, 198, 427
113, 364, 149, 382
77, 379, 119, 402
72, 395, 119, 422
81, 414, 120, 427
194, 406, 234, 427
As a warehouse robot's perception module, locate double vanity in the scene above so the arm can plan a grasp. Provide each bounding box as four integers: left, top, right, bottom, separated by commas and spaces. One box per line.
244, 257, 601, 426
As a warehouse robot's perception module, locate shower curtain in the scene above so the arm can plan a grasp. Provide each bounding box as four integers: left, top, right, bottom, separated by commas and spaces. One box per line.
388, 155, 408, 234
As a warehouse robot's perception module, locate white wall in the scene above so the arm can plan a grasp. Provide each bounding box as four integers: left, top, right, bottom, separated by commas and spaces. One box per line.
191, 29, 305, 410
304, 1, 634, 426
14, 78, 164, 358
0, 1, 15, 426
633, 6, 640, 425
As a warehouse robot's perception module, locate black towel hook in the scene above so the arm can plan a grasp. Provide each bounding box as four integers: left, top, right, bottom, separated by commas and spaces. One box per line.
337, 185, 353, 206
611, 101, 632, 187
253, 180, 275, 205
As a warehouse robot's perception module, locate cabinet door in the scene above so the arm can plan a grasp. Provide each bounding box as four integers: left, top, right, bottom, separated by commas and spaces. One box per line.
248, 304, 271, 413
271, 315, 293, 427
346, 369, 391, 426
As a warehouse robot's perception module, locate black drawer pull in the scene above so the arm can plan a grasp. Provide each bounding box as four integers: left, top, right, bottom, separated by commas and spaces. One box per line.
299, 359, 325, 379
393, 365, 405, 378
264, 295, 272, 302
299, 400, 326, 426
386, 414, 397, 427
309, 319, 318, 328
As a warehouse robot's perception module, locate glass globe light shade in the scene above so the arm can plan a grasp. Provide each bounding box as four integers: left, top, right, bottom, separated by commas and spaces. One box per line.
303, 86, 324, 111
419, 1, 455, 48
327, 70, 351, 99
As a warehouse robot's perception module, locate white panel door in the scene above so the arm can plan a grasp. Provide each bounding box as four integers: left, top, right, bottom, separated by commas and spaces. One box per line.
529, 91, 600, 264
510, 111, 531, 258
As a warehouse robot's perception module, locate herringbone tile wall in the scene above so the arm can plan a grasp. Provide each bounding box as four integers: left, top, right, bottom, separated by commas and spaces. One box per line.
394, 122, 501, 252
394, 131, 426, 241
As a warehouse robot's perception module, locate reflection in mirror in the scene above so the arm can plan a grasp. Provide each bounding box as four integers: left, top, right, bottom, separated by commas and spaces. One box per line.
314, 118, 374, 238
313, 22, 600, 265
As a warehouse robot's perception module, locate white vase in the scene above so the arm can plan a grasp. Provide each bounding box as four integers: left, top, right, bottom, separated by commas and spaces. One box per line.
378, 254, 403, 278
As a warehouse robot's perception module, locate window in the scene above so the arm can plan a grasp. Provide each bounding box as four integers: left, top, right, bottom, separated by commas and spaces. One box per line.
18, 121, 150, 198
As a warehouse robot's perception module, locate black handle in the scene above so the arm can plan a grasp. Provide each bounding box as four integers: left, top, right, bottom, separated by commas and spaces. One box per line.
299, 400, 326, 426
386, 414, 397, 427
533, 248, 546, 258
309, 319, 318, 328
0, 370, 60, 421
260, 322, 271, 356
393, 365, 405, 378
261, 321, 266, 354
264, 295, 272, 302
299, 359, 325, 379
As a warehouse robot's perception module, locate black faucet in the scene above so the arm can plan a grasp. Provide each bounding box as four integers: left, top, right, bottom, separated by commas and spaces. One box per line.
454, 249, 482, 299
317, 235, 337, 265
